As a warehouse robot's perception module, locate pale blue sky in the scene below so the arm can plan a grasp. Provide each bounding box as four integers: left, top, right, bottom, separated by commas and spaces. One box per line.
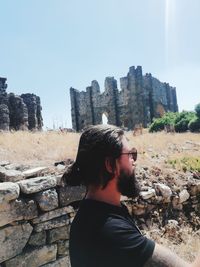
0, 0, 200, 128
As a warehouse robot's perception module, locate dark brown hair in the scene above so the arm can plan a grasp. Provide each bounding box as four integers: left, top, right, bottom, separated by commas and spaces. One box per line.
62, 124, 124, 188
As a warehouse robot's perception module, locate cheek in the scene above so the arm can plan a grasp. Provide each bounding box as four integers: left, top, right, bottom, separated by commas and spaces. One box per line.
121, 159, 133, 172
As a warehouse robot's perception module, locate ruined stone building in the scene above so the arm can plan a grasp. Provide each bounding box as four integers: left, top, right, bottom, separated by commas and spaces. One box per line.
70, 66, 178, 131
0, 77, 43, 131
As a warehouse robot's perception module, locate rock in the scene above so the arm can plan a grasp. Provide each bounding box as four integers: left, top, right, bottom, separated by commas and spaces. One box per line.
58, 185, 86, 207
0, 223, 33, 263
54, 159, 74, 167
41, 256, 70, 267
0, 169, 24, 182
28, 231, 46, 246
56, 164, 66, 171
179, 189, 190, 203
0, 199, 38, 227
5, 164, 25, 171
140, 189, 156, 200
0, 161, 10, 167
187, 182, 200, 195
132, 204, 146, 216
4, 244, 57, 267
33, 215, 69, 232
172, 195, 183, 210
164, 220, 179, 238
17, 176, 58, 194
154, 183, 172, 202
57, 240, 69, 256
0, 182, 20, 202
22, 167, 48, 178
193, 171, 200, 179
31, 206, 73, 224
48, 225, 70, 243
35, 189, 58, 211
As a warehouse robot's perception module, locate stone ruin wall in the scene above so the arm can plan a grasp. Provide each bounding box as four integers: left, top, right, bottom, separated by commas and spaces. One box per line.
70, 66, 178, 131
0, 161, 200, 266
0, 77, 43, 131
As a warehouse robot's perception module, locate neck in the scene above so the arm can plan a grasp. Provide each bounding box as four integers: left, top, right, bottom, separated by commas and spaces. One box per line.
86, 179, 121, 206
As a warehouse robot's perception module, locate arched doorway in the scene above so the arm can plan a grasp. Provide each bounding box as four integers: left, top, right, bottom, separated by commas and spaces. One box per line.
102, 112, 108, 124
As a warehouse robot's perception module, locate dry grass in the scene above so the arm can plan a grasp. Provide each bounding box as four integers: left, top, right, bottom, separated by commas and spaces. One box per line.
126, 130, 200, 170
147, 227, 200, 262
0, 130, 200, 167
0, 131, 80, 165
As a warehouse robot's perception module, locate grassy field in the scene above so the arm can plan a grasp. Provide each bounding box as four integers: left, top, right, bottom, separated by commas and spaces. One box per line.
0, 129, 199, 167
0, 129, 200, 262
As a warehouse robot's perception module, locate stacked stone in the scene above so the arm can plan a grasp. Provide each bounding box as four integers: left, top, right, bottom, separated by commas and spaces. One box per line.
124, 176, 200, 230
21, 93, 43, 131
0, 77, 43, 131
36, 96, 43, 130
8, 93, 29, 131
70, 66, 179, 132
0, 78, 10, 130
0, 162, 85, 267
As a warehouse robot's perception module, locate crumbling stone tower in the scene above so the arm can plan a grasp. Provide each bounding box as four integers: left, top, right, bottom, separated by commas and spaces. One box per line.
0, 77, 43, 131
70, 66, 178, 131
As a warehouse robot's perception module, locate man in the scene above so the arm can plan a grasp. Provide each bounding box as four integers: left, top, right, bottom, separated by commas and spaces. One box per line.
63, 124, 199, 267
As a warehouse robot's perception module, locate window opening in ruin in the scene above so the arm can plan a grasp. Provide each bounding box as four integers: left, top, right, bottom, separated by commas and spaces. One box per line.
102, 113, 108, 124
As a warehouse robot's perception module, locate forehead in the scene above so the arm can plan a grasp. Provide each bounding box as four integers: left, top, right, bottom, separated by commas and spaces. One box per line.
121, 136, 131, 152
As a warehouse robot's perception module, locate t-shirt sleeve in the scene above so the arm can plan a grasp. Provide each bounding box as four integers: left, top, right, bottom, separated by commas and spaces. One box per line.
101, 216, 155, 267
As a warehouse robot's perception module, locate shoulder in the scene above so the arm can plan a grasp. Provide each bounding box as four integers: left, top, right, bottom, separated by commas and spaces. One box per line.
101, 214, 155, 266
102, 214, 154, 249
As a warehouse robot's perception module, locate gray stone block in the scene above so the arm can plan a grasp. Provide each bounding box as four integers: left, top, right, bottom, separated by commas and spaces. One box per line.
0, 223, 33, 263
33, 215, 69, 233
48, 225, 69, 243
57, 240, 69, 256
0, 199, 38, 227
17, 176, 57, 194
28, 231, 46, 246
35, 189, 58, 212
4, 244, 57, 267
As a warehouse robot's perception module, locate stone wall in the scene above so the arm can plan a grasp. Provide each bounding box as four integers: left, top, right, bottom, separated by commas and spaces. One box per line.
0, 77, 43, 131
0, 161, 200, 266
0, 161, 86, 267
70, 66, 178, 131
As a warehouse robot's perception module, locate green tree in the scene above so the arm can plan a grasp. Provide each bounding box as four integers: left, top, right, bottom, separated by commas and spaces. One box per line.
149, 112, 177, 132
195, 103, 200, 118
174, 111, 196, 132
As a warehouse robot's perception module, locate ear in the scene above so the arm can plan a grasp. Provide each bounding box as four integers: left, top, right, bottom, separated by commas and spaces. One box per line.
105, 157, 115, 174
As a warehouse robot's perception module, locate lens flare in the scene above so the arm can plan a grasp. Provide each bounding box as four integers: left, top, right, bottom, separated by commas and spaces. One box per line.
165, 0, 176, 66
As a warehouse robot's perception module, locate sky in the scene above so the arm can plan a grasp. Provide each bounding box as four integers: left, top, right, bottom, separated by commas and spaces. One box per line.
0, 0, 200, 129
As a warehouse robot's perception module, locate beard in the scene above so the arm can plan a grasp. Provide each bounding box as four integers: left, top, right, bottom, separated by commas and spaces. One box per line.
117, 169, 140, 198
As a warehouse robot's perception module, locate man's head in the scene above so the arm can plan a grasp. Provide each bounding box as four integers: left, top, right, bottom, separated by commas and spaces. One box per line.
63, 124, 140, 197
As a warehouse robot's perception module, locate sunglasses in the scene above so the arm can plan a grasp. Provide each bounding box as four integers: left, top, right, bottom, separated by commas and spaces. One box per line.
120, 148, 137, 161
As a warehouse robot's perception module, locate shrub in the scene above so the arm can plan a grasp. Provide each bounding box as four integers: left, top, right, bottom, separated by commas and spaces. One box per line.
174, 111, 196, 132
188, 118, 200, 132
175, 118, 189, 132
195, 103, 200, 118
149, 118, 164, 132
149, 112, 177, 132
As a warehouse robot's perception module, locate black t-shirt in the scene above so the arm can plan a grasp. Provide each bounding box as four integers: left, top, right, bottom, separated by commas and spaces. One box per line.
69, 199, 155, 267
